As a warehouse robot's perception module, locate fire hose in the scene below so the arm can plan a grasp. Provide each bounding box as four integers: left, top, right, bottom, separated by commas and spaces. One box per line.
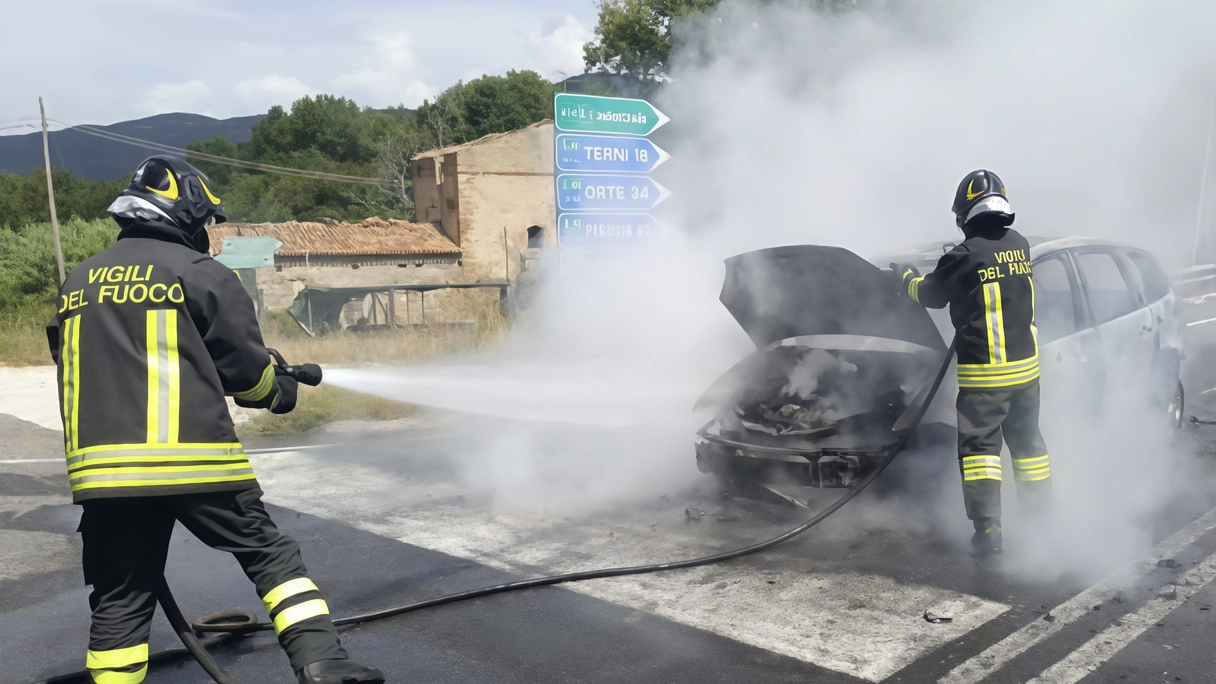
33, 337, 957, 684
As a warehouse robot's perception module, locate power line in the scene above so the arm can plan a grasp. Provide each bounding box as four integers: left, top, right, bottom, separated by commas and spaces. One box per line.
47, 119, 391, 186
0, 123, 36, 132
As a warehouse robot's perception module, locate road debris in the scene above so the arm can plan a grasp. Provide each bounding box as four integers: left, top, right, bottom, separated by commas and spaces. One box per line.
1158, 585, 1178, 601
1157, 558, 1180, 568
923, 611, 952, 624
685, 507, 705, 522
1043, 613, 1056, 623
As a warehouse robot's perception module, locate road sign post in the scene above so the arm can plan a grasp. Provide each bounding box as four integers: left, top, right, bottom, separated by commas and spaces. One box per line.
553, 93, 671, 261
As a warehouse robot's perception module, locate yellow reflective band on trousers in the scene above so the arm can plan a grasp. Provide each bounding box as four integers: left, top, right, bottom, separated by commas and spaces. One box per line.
273, 599, 330, 635
957, 354, 1040, 389
1013, 454, 1052, 481
962, 455, 1002, 481
145, 309, 181, 445
232, 363, 276, 402
87, 644, 148, 683
983, 282, 1006, 364
90, 668, 147, 684
65, 443, 255, 494
61, 314, 82, 453
262, 577, 320, 613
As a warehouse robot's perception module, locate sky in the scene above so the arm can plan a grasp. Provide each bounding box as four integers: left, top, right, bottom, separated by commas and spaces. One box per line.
0, 0, 597, 130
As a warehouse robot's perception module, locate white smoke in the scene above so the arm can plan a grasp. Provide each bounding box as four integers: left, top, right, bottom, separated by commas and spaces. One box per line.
330, 0, 1216, 580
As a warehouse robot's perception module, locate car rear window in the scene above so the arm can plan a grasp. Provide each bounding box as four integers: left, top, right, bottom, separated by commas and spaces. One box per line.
1076, 251, 1138, 324
1031, 256, 1082, 343
1127, 251, 1171, 303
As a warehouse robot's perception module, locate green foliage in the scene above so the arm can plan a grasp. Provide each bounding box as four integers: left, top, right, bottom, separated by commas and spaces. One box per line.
187, 71, 556, 225
583, 0, 861, 78
0, 218, 118, 364
583, 0, 722, 78
0, 169, 127, 231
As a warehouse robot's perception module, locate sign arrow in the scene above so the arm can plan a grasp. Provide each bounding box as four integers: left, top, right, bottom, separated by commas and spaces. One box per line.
554, 93, 670, 136
556, 174, 672, 212
555, 134, 671, 173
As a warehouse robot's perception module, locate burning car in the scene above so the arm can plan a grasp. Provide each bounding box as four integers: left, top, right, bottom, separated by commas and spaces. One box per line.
694, 239, 1185, 500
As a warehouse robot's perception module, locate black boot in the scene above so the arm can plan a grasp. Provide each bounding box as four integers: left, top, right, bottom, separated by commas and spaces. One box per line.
970, 518, 1003, 557
297, 659, 386, 684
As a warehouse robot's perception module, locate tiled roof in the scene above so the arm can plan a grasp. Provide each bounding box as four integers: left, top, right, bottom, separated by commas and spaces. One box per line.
209, 217, 460, 257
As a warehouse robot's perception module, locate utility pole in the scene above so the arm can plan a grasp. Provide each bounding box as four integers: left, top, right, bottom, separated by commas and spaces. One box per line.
39, 97, 66, 283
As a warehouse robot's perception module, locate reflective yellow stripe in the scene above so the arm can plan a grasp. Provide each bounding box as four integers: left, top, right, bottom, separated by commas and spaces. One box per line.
68, 453, 250, 470
69, 442, 244, 457
907, 276, 924, 304
62, 315, 82, 453
71, 472, 258, 492
983, 282, 1006, 364
69, 463, 255, 479
262, 578, 319, 614
958, 368, 1040, 389
145, 311, 159, 444
1013, 454, 1051, 481
232, 364, 275, 402
165, 310, 180, 444
146, 310, 180, 444
273, 599, 330, 635
959, 354, 1040, 373
963, 469, 1002, 481
87, 645, 148, 669
961, 455, 1001, 467
91, 667, 147, 684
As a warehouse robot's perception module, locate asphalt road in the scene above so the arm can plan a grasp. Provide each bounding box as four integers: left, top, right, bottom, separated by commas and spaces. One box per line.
6, 299, 1216, 684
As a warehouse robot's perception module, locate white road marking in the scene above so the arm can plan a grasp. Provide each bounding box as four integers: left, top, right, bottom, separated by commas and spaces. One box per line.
939, 506, 1216, 684
254, 451, 1011, 683
1028, 549, 1216, 683
1187, 316, 1216, 327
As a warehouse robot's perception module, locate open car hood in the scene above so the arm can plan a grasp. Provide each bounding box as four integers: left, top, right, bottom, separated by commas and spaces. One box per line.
720, 245, 948, 353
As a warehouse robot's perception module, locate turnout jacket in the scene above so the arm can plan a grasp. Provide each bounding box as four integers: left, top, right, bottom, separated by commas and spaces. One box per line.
47, 221, 280, 503
903, 226, 1039, 390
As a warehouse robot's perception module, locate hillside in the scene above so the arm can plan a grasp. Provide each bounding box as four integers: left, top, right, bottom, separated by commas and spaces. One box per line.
0, 112, 263, 180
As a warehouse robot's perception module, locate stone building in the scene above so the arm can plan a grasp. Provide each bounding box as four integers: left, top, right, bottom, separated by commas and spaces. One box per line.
411, 120, 555, 281
207, 218, 493, 328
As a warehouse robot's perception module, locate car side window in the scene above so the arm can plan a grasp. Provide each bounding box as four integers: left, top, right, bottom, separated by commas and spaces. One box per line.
1031, 255, 1083, 343
1076, 251, 1138, 324
1127, 250, 1171, 303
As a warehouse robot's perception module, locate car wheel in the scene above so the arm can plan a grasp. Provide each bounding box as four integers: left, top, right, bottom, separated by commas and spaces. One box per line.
1168, 379, 1184, 430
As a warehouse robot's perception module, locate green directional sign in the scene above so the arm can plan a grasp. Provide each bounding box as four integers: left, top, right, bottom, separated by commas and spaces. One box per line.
554, 93, 670, 136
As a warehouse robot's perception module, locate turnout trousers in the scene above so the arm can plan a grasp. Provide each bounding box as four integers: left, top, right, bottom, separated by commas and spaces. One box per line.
956, 380, 1052, 523
78, 488, 346, 682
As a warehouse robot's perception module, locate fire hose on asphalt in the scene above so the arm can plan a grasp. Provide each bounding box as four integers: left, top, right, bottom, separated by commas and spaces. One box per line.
33, 336, 957, 684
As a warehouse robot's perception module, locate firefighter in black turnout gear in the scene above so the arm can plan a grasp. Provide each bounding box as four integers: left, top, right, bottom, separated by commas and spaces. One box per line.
48, 157, 385, 684
893, 170, 1051, 556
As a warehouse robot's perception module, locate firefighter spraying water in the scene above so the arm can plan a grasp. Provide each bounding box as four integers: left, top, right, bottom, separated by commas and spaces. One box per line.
48, 157, 384, 684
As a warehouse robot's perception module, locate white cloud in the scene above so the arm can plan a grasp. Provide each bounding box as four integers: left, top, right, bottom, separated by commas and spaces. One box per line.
140, 80, 213, 116
236, 74, 314, 112
0, 1, 600, 125
526, 15, 594, 80
335, 31, 435, 107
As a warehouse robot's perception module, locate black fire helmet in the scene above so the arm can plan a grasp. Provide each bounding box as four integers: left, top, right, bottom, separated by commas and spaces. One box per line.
951, 169, 1014, 229
107, 156, 227, 234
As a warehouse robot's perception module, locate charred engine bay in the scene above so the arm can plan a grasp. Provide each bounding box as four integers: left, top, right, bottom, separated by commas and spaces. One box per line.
697, 345, 940, 489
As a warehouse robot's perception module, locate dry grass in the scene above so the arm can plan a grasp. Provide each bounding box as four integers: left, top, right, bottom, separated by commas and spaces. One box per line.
0, 319, 54, 367
261, 296, 507, 367
238, 384, 417, 436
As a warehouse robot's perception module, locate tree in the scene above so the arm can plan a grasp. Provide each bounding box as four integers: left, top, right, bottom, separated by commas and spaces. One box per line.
583, 0, 722, 79
583, 0, 861, 79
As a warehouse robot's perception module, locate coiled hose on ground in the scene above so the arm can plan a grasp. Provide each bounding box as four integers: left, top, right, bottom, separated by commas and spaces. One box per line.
33, 337, 957, 684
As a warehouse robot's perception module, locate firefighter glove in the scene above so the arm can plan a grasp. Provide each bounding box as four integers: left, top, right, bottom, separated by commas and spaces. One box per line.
270, 375, 299, 415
